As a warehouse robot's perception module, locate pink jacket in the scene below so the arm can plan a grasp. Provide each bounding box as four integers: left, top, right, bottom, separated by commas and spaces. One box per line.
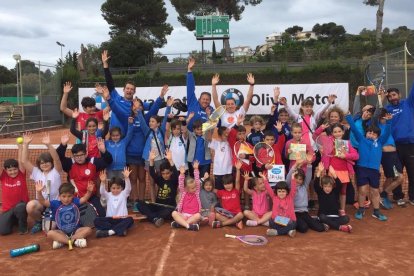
265, 179, 296, 222
176, 169, 201, 213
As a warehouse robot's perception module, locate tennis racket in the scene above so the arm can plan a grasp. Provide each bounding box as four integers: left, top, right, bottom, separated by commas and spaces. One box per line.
79, 202, 98, 228
0, 101, 15, 133
202, 105, 226, 132
225, 234, 268, 246
233, 140, 253, 165
405, 39, 414, 58
215, 207, 234, 218
42, 180, 53, 233
315, 134, 334, 158
144, 201, 176, 209
55, 203, 80, 250
365, 62, 386, 95
253, 142, 275, 166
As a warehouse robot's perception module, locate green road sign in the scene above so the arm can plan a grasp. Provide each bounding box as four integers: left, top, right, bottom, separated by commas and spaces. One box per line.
195, 15, 230, 40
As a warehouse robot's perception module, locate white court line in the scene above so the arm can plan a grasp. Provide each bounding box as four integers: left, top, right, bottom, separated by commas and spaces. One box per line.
155, 230, 176, 276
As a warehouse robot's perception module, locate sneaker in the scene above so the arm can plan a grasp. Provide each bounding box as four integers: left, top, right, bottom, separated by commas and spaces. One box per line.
96, 230, 109, 238
323, 223, 330, 231
408, 199, 414, 206
170, 221, 181, 229
354, 210, 365, 220
211, 221, 222, 228
153, 217, 164, 228
363, 200, 371, 208
266, 229, 278, 236
236, 220, 244, 230
52, 241, 64, 249
372, 212, 388, 221
187, 224, 199, 231
339, 209, 346, 216
246, 220, 258, 227
339, 225, 352, 233
74, 238, 87, 248
396, 199, 407, 207
380, 197, 393, 210
30, 221, 42, 234
288, 230, 296, 238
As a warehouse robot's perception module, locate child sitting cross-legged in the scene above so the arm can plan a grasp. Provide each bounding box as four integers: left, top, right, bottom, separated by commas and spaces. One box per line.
314, 163, 352, 233
136, 149, 178, 227
242, 172, 272, 227
210, 161, 244, 229
199, 173, 218, 224
94, 167, 134, 238
171, 161, 202, 231
262, 172, 297, 238
36, 182, 94, 249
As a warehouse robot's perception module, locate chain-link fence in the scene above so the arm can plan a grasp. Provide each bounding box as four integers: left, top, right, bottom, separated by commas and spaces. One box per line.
0, 60, 62, 135
365, 46, 414, 99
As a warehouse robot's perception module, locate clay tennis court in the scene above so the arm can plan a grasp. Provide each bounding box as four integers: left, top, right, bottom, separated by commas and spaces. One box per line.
1, 128, 414, 275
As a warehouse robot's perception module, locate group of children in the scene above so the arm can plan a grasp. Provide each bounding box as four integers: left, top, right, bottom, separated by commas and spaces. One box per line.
0, 56, 410, 249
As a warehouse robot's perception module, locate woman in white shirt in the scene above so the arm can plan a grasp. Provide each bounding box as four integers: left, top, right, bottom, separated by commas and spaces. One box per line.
211, 73, 255, 128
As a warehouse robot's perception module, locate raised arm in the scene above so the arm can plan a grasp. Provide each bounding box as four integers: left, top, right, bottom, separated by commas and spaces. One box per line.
122, 167, 132, 196
378, 115, 392, 145
243, 171, 253, 195
21, 132, 34, 174
235, 161, 242, 191
56, 133, 72, 173
102, 50, 115, 93
279, 97, 299, 121
186, 57, 197, 105
352, 87, 364, 115
60, 82, 74, 117
243, 73, 255, 112
80, 181, 94, 204
69, 109, 84, 140
136, 110, 150, 136
345, 114, 363, 142
42, 132, 63, 173
35, 181, 50, 208
99, 170, 109, 199
315, 95, 336, 122
17, 143, 25, 173
178, 166, 186, 193
211, 74, 221, 108
94, 138, 113, 170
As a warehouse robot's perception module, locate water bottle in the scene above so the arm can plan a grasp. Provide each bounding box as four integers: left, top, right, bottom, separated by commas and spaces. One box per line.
10, 244, 40, 258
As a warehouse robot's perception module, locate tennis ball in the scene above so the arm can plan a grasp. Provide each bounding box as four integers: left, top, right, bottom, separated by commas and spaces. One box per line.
16, 137, 23, 144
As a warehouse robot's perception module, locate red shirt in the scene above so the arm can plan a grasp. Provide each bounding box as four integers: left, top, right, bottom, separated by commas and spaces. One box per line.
77, 110, 104, 130
69, 161, 97, 197
86, 135, 100, 158
217, 188, 241, 215
1, 170, 29, 212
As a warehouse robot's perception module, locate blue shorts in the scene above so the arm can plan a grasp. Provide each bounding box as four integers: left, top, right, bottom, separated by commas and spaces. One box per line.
126, 155, 145, 166
356, 166, 380, 188
381, 151, 402, 178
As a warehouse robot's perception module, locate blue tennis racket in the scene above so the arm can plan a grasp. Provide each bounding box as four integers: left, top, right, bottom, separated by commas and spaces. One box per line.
55, 203, 80, 250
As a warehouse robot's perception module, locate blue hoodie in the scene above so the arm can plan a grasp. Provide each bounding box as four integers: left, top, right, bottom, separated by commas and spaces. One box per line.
124, 98, 164, 158
140, 107, 170, 161
105, 123, 134, 171
186, 72, 213, 131
386, 82, 414, 144
346, 114, 390, 171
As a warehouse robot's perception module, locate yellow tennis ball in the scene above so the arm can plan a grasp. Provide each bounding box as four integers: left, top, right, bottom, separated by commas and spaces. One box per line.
16, 137, 23, 144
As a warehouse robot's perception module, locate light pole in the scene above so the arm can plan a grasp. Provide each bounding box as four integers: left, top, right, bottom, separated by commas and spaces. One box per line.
12, 54, 20, 105
56, 41, 65, 77
12, 54, 24, 129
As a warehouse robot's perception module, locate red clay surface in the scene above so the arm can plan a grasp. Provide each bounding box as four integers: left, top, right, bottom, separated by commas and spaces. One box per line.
1, 206, 414, 275
2, 127, 414, 275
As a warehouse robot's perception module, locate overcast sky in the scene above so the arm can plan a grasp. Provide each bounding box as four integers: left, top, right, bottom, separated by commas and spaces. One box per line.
1, 0, 413, 69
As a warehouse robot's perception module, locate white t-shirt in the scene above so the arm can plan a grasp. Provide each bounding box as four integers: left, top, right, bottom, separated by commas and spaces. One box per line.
30, 167, 61, 201
209, 140, 233, 175
220, 106, 246, 128
168, 136, 188, 170
100, 179, 131, 217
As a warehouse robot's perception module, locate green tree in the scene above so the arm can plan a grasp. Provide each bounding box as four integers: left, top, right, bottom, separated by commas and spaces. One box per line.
364, 0, 385, 49
0, 65, 15, 84
285, 25, 303, 36
101, 33, 154, 67
101, 0, 173, 48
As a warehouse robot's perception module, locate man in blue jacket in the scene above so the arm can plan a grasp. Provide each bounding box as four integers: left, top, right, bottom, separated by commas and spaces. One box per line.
186, 57, 214, 131
385, 84, 414, 205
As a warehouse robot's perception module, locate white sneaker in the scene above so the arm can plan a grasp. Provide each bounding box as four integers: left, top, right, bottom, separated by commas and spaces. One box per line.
266, 229, 278, 236
52, 241, 64, 249
74, 238, 87, 248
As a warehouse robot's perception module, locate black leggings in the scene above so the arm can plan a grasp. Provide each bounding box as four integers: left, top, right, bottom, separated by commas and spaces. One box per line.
319, 214, 349, 230
295, 211, 325, 233
393, 144, 414, 200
